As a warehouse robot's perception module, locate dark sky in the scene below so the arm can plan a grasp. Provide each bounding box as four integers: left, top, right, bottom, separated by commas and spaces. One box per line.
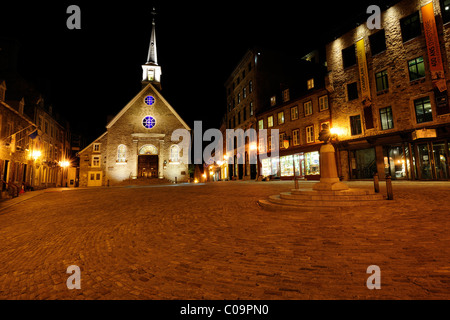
0, 0, 395, 143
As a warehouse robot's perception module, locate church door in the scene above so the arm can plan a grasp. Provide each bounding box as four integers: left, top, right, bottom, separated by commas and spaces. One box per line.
138, 155, 159, 178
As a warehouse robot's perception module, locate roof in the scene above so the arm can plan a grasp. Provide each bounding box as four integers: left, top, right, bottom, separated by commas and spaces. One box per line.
77, 131, 108, 156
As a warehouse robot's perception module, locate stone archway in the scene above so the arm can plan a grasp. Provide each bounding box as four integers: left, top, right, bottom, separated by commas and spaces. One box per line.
138, 144, 159, 178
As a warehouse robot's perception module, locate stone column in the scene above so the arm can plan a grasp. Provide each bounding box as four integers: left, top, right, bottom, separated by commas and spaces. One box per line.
132, 139, 138, 179
313, 143, 349, 191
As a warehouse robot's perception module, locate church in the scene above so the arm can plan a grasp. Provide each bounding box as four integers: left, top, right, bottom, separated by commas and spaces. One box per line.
78, 10, 191, 187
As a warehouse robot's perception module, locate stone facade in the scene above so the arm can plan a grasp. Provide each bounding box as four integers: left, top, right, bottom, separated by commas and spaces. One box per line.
326, 0, 450, 180
78, 84, 190, 187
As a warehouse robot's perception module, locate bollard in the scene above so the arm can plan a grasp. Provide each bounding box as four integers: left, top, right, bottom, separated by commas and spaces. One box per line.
385, 175, 393, 200
294, 177, 299, 190
373, 173, 380, 193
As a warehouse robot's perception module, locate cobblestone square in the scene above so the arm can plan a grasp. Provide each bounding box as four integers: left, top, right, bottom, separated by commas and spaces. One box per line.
0, 180, 449, 300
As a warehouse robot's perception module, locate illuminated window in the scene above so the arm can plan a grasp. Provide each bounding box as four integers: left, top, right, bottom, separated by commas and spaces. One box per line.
304, 101, 313, 116
306, 126, 315, 143
408, 57, 425, 81
278, 111, 285, 125
143, 116, 156, 129
279, 133, 286, 148
117, 145, 127, 163
379, 107, 394, 130
139, 144, 158, 155
170, 145, 180, 162
270, 96, 276, 106
249, 81, 253, 93
250, 102, 254, 116
145, 96, 155, 106
375, 70, 389, 92
414, 97, 433, 123
319, 95, 329, 111
283, 89, 290, 102
258, 119, 264, 129
93, 143, 100, 152
268, 115, 274, 127
307, 78, 314, 90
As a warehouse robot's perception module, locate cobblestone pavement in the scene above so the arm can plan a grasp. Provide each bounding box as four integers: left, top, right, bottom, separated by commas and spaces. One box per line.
0, 180, 449, 300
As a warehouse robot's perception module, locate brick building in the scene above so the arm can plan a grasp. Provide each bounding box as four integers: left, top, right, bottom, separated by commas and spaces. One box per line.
78, 10, 190, 187
326, 0, 450, 181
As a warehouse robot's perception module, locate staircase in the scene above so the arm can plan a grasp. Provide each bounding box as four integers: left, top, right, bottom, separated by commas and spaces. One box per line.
258, 188, 386, 212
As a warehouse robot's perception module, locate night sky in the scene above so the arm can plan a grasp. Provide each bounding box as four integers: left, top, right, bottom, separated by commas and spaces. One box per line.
1, 0, 394, 143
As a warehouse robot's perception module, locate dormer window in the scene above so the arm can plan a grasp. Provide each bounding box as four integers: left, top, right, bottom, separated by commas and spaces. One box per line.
283, 89, 290, 102
270, 96, 276, 107
307, 78, 315, 90
93, 143, 101, 152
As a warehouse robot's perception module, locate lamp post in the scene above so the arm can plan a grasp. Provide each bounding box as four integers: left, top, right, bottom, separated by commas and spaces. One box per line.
59, 160, 70, 187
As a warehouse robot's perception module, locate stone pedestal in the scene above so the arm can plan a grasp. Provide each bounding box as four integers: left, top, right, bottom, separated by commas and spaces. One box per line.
313, 143, 349, 191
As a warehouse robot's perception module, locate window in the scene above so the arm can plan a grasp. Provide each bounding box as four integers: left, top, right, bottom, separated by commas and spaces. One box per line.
369, 29, 387, 55
319, 95, 329, 111
270, 96, 276, 106
243, 107, 247, 122
291, 106, 298, 120
408, 56, 425, 81
292, 129, 300, 146
414, 97, 433, 123
248, 62, 252, 72
237, 93, 241, 104
117, 145, 127, 163
379, 107, 394, 130
307, 78, 315, 90
145, 96, 155, 106
44, 121, 48, 134
306, 126, 315, 143
350, 115, 362, 135
249, 81, 253, 93
170, 145, 180, 162
400, 11, 421, 42
243, 87, 247, 99
93, 143, 100, 152
258, 119, 264, 130
268, 116, 274, 127
304, 101, 313, 116
92, 155, 101, 167
283, 89, 290, 102
259, 137, 266, 153
279, 133, 286, 148
238, 111, 241, 125
347, 82, 359, 101
250, 102, 254, 116
375, 70, 389, 92
143, 116, 156, 129
342, 45, 356, 68
278, 111, 285, 125
442, 0, 450, 23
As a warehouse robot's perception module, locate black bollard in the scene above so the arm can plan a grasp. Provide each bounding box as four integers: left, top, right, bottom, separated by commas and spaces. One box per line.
294, 177, 299, 190
373, 173, 380, 193
385, 175, 393, 200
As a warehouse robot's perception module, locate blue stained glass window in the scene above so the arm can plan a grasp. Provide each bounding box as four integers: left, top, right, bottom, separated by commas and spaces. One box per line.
143, 116, 156, 129
145, 96, 155, 106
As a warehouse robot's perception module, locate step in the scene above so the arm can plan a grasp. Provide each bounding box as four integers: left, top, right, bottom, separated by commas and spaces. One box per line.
280, 192, 384, 201
291, 188, 375, 196
257, 199, 341, 212
267, 195, 387, 207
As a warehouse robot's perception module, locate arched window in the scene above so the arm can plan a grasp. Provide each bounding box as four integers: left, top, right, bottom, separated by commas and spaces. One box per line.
117, 145, 127, 163
170, 145, 180, 163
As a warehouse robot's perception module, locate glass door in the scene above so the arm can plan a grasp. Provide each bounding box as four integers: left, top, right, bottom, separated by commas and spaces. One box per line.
432, 142, 448, 180
417, 143, 433, 179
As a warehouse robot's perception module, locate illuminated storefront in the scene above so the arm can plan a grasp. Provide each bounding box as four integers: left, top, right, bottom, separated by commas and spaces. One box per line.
260, 151, 321, 180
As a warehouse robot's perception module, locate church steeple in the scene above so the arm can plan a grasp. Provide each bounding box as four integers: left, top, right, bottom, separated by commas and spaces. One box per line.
142, 7, 162, 90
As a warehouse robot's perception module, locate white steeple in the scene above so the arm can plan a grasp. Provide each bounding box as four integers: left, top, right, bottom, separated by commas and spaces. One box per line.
142, 7, 162, 90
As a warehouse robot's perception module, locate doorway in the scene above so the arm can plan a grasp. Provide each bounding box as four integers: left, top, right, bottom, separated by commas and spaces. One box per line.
138, 155, 159, 178
415, 141, 448, 180
87, 171, 102, 187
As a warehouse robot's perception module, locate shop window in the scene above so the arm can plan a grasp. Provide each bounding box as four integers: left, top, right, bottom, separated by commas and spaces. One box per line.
305, 152, 320, 176
280, 156, 294, 177
442, 0, 450, 23
414, 97, 433, 123
291, 106, 299, 120
319, 95, 329, 111
369, 29, 387, 55
292, 129, 300, 146
350, 115, 362, 135
278, 111, 285, 125
304, 101, 313, 116
268, 115, 274, 128
375, 70, 389, 92
342, 45, 356, 68
379, 107, 394, 130
400, 11, 422, 42
347, 82, 359, 101
408, 56, 425, 81
306, 126, 315, 143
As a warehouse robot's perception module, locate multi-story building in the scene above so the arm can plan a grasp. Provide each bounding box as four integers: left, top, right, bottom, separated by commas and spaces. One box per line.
325, 0, 450, 181
222, 48, 326, 180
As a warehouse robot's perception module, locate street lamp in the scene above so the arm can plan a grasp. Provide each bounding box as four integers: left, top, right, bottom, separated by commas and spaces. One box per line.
59, 160, 70, 187
32, 150, 41, 161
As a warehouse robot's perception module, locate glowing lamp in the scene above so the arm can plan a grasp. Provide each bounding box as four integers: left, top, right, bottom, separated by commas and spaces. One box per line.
32, 151, 42, 160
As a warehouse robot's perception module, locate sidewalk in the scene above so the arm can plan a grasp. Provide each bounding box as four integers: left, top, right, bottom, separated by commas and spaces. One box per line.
0, 188, 77, 213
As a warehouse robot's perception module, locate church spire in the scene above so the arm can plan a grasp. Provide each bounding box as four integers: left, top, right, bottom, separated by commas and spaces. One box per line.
146, 7, 158, 65
142, 7, 162, 90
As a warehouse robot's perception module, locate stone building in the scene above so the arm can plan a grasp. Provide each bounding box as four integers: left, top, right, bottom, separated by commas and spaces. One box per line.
326, 0, 450, 181
78, 10, 190, 187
